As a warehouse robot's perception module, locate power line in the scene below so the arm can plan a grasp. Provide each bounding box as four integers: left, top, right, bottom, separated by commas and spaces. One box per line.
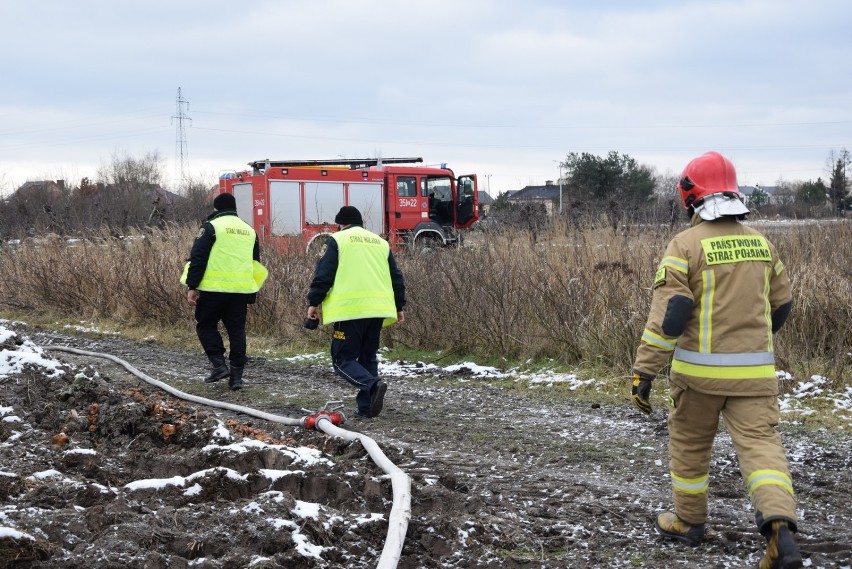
190, 125, 846, 153
189, 108, 852, 131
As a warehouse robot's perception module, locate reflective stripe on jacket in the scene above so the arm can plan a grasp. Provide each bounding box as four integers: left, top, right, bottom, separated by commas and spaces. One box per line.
321, 226, 398, 326
196, 215, 260, 293
633, 217, 792, 396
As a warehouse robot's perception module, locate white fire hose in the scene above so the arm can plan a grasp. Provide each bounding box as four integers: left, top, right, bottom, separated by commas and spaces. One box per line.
44, 345, 411, 569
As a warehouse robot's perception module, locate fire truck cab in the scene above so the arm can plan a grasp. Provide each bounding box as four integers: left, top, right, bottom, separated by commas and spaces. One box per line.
218, 157, 478, 253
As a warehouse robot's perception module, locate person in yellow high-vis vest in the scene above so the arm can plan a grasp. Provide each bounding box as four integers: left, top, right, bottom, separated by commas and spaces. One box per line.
630, 152, 802, 569
181, 192, 267, 391
306, 206, 406, 419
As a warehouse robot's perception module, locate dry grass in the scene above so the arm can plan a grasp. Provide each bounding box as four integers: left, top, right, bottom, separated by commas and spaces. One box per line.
394, 226, 658, 366
0, 219, 848, 388
758, 221, 852, 383
0, 535, 55, 565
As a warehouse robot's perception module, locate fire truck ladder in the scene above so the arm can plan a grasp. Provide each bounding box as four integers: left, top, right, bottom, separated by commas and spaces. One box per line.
249, 157, 424, 172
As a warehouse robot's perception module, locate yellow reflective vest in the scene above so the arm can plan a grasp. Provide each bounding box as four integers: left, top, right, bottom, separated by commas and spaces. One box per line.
633, 217, 792, 396
193, 215, 262, 294
321, 226, 398, 326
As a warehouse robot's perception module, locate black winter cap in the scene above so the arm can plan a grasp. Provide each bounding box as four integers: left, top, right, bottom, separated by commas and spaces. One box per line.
335, 205, 363, 225
213, 192, 237, 211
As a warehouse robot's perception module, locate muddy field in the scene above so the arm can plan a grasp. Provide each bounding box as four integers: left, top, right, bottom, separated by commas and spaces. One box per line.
1, 322, 850, 568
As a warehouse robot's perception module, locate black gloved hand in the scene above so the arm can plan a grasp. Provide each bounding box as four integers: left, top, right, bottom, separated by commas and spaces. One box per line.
631, 372, 653, 415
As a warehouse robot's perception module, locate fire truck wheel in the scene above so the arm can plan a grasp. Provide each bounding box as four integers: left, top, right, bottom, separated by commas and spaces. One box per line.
410, 234, 442, 255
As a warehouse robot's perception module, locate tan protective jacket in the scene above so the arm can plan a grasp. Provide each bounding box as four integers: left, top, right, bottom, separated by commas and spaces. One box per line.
633, 217, 792, 396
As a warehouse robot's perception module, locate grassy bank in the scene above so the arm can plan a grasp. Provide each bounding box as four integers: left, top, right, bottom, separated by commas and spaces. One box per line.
0, 219, 848, 389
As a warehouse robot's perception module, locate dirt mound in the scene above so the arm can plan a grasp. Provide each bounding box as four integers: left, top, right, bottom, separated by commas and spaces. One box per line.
1, 323, 851, 568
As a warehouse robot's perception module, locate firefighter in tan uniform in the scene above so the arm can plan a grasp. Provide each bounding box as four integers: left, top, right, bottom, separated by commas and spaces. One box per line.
631, 152, 802, 569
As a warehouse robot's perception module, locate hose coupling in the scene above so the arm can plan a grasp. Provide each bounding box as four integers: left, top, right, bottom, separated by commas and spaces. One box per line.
301, 401, 346, 429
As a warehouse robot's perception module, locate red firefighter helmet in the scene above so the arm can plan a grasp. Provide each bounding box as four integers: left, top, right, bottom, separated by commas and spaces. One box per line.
677, 151, 741, 208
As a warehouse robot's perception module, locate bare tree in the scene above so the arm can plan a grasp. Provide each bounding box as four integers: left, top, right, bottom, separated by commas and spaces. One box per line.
172, 175, 215, 222
68, 150, 169, 231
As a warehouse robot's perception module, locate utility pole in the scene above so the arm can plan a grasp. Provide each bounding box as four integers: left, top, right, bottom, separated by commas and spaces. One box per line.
553, 160, 563, 215
171, 87, 191, 184
558, 164, 563, 215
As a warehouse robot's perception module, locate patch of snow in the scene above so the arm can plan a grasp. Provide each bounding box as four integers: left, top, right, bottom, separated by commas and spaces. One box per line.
260, 490, 285, 503
61, 321, 120, 335
0, 526, 34, 540
354, 513, 384, 525
210, 420, 232, 441
203, 438, 333, 467
283, 352, 326, 363
242, 502, 263, 515
0, 324, 65, 379
27, 469, 64, 481
124, 475, 186, 491
63, 448, 96, 456
292, 500, 320, 520
377, 353, 603, 390
259, 469, 304, 482
267, 517, 327, 559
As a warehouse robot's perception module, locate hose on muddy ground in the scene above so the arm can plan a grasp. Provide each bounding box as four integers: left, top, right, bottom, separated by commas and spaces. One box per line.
44, 345, 411, 569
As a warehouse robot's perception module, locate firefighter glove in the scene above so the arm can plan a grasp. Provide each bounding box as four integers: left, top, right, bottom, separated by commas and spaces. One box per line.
631, 372, 653, 415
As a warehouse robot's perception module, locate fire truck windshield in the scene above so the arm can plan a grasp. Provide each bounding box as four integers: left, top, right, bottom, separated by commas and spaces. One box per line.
423, 176, 452, 200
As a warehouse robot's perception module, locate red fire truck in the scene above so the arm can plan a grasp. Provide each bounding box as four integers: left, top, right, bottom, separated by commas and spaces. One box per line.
217, 157, 478, 253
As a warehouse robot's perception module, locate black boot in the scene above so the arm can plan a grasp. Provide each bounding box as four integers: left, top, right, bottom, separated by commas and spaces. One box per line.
229, 366, 244, 391
655, 511, 705, 546
204, 356, 230, 383
368, 380, 387, 418
758, 520, 802, 569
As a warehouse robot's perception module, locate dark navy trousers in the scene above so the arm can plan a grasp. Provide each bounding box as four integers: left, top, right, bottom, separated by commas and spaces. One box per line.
331, 318, 383, 415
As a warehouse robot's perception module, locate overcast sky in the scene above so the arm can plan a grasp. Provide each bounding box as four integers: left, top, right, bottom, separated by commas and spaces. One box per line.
1, 0, 850, 197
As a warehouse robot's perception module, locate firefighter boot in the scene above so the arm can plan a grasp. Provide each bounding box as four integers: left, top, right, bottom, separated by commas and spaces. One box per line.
228, 366, 244, 391
758, 520, 803, 569
368, 380, 387, 418
655, 511, 705, 546
204, 356, 230, 383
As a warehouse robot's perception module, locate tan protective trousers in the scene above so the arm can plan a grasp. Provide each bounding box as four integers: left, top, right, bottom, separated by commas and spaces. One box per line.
667, 382, 797, 527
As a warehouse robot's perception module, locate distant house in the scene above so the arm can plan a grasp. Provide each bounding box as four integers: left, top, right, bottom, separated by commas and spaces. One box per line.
9, 180, 67, 202
477, 191, 495, 216
505, 180, 564, 215
85, 182, 183, 206
11, 179, 182, 204
151, 185, 183, 206
739, 185, 781, 206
